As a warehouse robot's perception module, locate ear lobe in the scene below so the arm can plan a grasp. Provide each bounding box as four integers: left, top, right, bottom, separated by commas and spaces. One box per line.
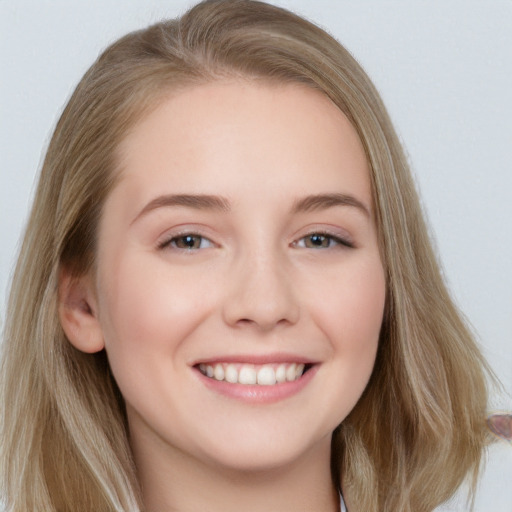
58, 269, 105, 353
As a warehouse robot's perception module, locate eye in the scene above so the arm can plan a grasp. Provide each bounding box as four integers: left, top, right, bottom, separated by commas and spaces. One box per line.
159, 234, 214, 251
294, 232, 353, 249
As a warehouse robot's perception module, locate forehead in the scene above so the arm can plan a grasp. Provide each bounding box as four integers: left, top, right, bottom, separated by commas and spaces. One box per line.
111, 80, 371, 215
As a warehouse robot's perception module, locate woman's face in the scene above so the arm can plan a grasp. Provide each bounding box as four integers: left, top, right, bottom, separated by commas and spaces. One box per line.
93, 81, 386, 472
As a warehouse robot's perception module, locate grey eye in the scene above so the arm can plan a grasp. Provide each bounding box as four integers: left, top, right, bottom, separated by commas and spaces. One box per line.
295, 233, 352, 249
160, 234, 214, 250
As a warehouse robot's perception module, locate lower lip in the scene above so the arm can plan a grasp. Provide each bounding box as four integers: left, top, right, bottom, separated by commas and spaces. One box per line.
195, 365, 319, 404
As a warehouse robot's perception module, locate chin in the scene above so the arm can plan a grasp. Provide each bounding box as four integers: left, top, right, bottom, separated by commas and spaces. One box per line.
196, 429, 332, 474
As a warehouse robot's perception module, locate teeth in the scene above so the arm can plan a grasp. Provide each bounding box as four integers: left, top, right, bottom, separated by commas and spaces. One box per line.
239, 366, 257, 385
199, 362, 308, 386
257, 366, 276, 385
213, 363, 224, 381
225, 364, 238, 384
275, 364, 287, 383
286, 363, 297, 382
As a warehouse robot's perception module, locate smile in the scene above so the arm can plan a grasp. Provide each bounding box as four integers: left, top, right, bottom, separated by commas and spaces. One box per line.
198, 362, 308, 386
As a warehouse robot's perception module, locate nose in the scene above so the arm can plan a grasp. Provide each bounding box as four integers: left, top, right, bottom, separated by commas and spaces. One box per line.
222, 248, 300, 332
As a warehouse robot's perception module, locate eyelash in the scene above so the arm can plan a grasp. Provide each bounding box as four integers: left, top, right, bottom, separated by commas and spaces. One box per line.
292, 232, 354, 249
158, 231, 354, 251
158, 233, 214, 251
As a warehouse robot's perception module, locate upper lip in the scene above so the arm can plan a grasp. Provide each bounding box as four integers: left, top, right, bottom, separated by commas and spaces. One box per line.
191, 353, 318, 366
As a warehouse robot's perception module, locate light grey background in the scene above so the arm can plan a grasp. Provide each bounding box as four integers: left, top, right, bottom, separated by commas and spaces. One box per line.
1, 1, 511, 509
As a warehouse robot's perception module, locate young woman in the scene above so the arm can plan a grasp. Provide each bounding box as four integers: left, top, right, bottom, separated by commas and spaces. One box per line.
0, 1, 497, 510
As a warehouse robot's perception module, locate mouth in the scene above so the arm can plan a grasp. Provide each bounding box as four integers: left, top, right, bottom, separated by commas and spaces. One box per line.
196, 362, 314, 386
193, 356, 319, 403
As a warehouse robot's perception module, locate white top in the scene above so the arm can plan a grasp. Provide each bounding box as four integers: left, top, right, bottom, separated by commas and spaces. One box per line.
340, 494, 347, 512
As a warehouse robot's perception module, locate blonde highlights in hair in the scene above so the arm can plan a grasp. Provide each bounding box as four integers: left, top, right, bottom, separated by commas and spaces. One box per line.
1, 1, 490, 510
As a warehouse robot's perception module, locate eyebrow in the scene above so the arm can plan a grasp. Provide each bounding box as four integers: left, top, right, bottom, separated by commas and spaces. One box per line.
132, 194, 231, 224
132, 191, 370, 224
291, 193, 370, 217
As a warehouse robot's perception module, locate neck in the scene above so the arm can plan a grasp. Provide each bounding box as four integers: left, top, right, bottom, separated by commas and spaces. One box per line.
132, 428, 339, 512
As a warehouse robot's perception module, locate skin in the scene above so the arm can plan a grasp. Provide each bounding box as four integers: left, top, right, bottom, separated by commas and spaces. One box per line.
488, 414, 512, 441
60, 81, 386, 512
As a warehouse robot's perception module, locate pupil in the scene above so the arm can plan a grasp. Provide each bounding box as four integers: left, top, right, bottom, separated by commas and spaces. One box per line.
183, 236, 196, 247
311, 235, 324, 246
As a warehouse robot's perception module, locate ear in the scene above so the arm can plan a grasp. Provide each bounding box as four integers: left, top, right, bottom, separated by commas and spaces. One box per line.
58, 268, 105, 353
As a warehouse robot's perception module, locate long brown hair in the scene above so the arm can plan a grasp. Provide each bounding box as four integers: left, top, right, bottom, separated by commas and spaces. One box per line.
0, 1, 491, 510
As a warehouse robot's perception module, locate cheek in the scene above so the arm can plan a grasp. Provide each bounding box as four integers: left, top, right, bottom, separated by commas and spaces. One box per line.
281, 255, 385, 432
306, 255, 385, 399
308, 256, 386, 346
323, 260, 385, 416
96, 254, 218, 369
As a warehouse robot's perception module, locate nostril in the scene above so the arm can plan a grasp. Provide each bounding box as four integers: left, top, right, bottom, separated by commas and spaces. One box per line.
235, 318, 257, 328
